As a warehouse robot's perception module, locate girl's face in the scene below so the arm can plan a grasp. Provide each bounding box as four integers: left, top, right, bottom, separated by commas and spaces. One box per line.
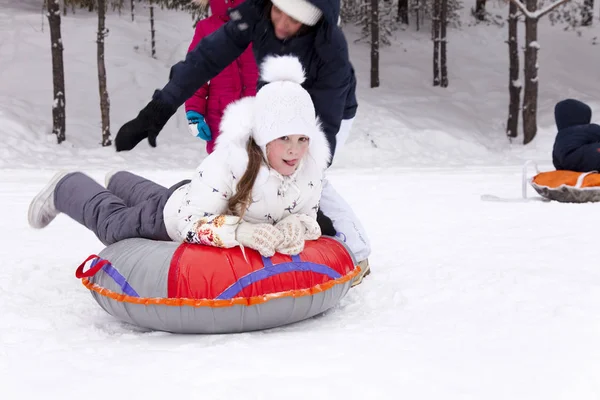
266, 134, 310, 176
270, 4, 303, 40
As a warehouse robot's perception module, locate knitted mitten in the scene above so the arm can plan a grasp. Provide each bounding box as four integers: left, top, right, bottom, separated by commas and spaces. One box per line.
235, 221, 284, 257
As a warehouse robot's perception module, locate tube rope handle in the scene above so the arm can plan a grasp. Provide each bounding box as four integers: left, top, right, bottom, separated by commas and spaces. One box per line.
522, 160, 541, 199
75, 254, 109, 278
575, 171, 598, 188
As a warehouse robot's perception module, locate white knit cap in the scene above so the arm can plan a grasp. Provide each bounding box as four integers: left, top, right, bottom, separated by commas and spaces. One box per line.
271, 0, 323, 26
253, 55, 319, 149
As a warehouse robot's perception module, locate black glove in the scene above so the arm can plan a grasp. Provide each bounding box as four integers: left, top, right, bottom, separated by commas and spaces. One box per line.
115, 98, 176, 152
316, 208, 336, 237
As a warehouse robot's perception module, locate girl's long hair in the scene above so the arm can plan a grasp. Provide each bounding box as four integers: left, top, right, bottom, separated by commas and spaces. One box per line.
227, 138, 264, 218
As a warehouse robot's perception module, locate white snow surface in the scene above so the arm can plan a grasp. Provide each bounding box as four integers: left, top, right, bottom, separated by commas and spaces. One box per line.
2, 1, 600, 398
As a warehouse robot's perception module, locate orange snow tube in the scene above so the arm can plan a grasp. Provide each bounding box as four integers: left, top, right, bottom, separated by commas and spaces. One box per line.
531, 170, 600, 203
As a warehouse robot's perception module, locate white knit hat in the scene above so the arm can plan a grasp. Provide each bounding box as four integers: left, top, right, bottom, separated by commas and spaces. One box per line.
253, 55, 320, 150
271, 0, 323, 26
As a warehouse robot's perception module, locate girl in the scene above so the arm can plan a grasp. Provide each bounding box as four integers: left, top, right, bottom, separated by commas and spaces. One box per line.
185, 0, 258, 154
28, 56, 329, 258
115, 0, 371, 284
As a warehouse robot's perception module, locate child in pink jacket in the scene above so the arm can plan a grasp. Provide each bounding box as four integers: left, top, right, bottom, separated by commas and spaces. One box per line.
185, 0, 259, 154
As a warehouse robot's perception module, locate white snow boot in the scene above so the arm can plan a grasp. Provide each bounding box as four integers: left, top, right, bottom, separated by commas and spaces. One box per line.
28, 171, 70, 229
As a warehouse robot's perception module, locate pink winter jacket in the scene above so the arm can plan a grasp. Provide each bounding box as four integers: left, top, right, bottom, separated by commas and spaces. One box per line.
184, 0, 258, 154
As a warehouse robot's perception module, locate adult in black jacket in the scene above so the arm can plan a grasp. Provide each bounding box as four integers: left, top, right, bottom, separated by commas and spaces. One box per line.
115, 0, 357, 160
114, 0, 371, 284
553, 99, 600, 172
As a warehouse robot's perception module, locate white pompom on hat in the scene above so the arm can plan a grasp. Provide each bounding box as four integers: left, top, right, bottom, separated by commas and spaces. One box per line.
253, 55, 320, 149
271, 0, 323, 26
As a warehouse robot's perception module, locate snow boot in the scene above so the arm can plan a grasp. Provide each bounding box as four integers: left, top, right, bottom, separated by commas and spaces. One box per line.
351, 259, 371, 287
28, 171, 70, 229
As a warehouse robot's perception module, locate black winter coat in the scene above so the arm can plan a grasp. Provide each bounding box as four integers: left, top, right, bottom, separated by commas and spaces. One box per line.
553, 99, 600, 172
153, 0, 357, 159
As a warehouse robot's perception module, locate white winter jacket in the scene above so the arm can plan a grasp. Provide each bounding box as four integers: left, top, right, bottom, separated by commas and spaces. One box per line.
162, 97, 331, 248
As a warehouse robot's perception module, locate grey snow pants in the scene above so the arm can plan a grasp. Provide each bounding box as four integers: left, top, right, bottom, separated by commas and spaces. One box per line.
54, 171, 189, 246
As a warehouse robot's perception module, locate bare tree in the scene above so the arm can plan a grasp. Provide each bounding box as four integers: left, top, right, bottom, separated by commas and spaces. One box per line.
67, 0, 76, 14
398, 0, 409, 24
440, 0, 448, 87
415, 0, 422, 31
111, 0, 125, 14
506, 0, 520, 138
474, 0, 486, 21
432, 0, 448, 87
150, 0, 156, 58
97, 0, 112, 146
47, 0, 66, 144
131, 0, 135, 21
582, 0, 594, 25
371, 0, 380, 88
433, 0, 440, 86
509, 0, 570, 144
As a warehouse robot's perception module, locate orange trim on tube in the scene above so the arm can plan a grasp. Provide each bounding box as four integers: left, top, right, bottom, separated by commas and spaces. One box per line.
81, 265, 361, 308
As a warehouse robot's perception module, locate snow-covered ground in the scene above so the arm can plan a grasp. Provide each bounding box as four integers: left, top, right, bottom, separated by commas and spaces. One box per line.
2, 0, 600, 398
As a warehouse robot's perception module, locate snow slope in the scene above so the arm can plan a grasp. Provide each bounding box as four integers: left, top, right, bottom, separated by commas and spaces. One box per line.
2, 1, 600, 398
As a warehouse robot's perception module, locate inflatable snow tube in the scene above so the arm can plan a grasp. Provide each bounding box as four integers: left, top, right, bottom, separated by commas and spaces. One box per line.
75, 237, 359, 334
531, 170, 600, 203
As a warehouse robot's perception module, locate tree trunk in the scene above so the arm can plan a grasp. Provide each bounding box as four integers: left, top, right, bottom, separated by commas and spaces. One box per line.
440, 0, 448, 87
415, 0, 420, 31
522, 0, 538, 145
63, 0, 67, 16
370, 0, 379, 88
475, 0, 487, 21
397, 0, 409, 24
131, 0, 135, 21
582, 0, 593, 26
150, 1, 156, 58
506, 1, 520, 138
97, 0, 112, 146
432, 0, 440, 86
47, 0, 66, 144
